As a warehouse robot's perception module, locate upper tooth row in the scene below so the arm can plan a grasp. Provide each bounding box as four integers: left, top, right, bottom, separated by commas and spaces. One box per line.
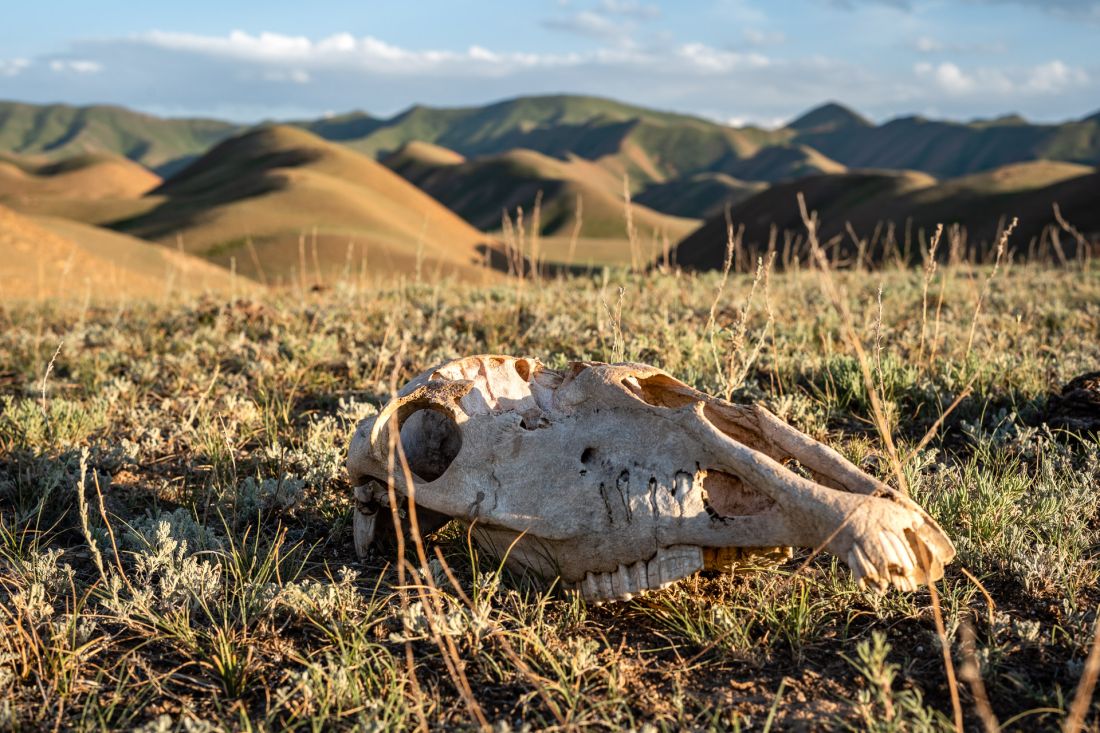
577, 545, 704, 603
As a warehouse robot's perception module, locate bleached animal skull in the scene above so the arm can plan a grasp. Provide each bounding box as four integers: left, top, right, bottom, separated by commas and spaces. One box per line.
348, 355, 955, 603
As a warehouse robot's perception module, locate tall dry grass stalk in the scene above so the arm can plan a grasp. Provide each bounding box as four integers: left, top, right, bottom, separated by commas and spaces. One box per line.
74, 448, 107, 584
719, 253, 775, 400
38, 340, 62, 417
918, 223, 944, 365
311, 225, 323, 286
601, 286, 627, 362
623, 175, 640, 273
965, 217, 1017, 359
1053, 203, 1091, 272
960, 622, 1001, 733
796, 193, 908, 496
1064, 615, 1100, 733
566, 194, 583, 270
245, 237, 269, 287
705, 210, 737, 383
414, 218, 429, 285
381, 344, 431, 731
501, 209, 522, 280
921, 542, 965, 733
391, 433, 490, 730
297, 234, 308, 295
530, 190, 543, 283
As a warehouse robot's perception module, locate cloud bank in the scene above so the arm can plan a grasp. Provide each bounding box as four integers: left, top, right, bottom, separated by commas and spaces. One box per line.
0, 27, 1094, 124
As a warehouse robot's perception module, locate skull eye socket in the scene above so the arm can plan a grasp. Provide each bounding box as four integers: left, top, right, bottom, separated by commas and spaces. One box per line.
398, 408, 462, 482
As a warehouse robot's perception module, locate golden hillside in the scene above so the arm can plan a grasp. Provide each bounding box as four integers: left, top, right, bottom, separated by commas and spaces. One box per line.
114, 125, 500, 284
0, 204, 246, 300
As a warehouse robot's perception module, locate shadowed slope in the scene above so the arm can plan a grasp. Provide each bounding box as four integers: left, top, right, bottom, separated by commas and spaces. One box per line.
634, 173, 765, 220
718, 144, 847, 183
113, 125, 499, 284
0, 204, 246, 299
672, 162, 1100, 269
790, 108, 1100, 177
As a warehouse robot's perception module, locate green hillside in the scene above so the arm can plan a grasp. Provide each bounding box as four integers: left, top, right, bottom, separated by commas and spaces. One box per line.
0, 101, 239, 174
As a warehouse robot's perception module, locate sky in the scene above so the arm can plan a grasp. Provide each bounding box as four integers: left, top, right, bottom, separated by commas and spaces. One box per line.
1, 0, 1098, 126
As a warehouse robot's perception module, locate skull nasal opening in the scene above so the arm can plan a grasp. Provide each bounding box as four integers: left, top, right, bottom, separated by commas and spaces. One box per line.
398, 408, 462, 482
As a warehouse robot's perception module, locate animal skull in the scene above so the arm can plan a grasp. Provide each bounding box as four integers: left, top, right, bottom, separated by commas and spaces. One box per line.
348, 355, 955, 603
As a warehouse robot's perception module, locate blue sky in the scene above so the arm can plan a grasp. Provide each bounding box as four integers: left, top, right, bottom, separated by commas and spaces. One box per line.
1, 0, 1098, 125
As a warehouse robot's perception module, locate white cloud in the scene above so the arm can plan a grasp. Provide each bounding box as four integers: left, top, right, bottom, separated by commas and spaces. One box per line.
140, 30, 577, 73
1024, 60, 1089, 92
915, 59, 1087, 96
0, 58, 30, 77
915, 61, 978, 93
48, 59, 102, 74
677, 43, 770, 72
2, 28, 1095, 125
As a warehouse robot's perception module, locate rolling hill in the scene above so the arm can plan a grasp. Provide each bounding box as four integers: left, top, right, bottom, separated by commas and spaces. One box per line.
0, 151, 162, 224
0, 152, 161, 198
789, 103, 1100, 177
110, 125, 499, 284
672, 160, 1099, 270
0, 203, 245, 300
382, 142, 698, 240
0, 101, 238, 175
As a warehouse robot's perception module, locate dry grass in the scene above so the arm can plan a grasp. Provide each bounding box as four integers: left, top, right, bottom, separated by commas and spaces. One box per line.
0, 254, 1098, 731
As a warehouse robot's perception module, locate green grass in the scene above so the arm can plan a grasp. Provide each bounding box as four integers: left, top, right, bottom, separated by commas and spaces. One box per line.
0, 262, 1098, 730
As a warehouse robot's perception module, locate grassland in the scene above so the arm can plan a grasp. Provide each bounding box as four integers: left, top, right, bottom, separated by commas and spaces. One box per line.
1, 256, 1099, 731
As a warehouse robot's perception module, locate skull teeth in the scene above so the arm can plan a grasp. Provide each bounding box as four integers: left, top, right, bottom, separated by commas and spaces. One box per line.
577, 545, 704, 603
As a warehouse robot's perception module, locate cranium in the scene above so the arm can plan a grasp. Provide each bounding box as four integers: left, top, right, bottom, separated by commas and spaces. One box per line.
348, 355, 955, 603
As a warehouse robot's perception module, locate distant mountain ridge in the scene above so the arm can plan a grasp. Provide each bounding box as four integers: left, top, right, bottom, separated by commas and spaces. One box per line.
0, 101, 239, 175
